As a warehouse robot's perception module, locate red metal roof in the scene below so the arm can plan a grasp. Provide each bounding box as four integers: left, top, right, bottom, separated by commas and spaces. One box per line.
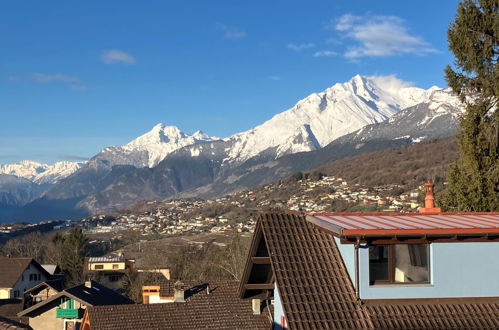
306, 212, 499, 237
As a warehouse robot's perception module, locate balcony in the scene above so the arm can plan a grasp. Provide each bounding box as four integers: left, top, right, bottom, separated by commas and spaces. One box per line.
55, 308, 83, 319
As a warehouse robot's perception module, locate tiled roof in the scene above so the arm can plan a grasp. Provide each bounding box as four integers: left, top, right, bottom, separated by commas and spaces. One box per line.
0, 299, 26, 325
86, 281, 271, 330
258, 213, 370, 329
0, 258, 48, 288
158, 279, 199, 298
307, 212, 499, 236
251, 212, 499, 329
18, 281, 133, 317
0, 316, 30, 330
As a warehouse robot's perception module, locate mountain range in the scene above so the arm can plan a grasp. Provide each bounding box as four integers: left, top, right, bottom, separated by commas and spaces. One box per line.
0, 75, 463, 222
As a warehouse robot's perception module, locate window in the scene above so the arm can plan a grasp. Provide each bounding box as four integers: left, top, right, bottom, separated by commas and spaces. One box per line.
369, 244, 430, 285
112, 264, 119, 270
94, 264, 104, 270
109, 275, 121, 282
14, 290, 20, 298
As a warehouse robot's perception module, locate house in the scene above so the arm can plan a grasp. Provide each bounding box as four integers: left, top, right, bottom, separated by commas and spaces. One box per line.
23, 280, 63, 308
84, 256, 133, 290
141, 279, 196, 304
0, 258, 51, 300
80, 281, 271, 330
239, 184, 499, 329
17, 281, 133, 330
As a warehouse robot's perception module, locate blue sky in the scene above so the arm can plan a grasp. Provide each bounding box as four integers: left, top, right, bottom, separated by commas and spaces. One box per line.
0, 0, 460, 164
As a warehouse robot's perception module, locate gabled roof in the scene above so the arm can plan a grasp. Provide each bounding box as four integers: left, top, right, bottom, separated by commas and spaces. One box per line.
18, 281, 133, 317
40, 265, 60, 275
240, 212, 499, 329
0, 299, 26, 325
307, 212, 499, 243
85, 281, 270, 330
0, 258, 50, 288
0, 315, 30, 330
24, 279, 63, 296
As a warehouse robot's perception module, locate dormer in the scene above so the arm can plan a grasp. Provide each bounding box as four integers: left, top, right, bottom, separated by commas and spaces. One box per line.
307, 205, 499, 300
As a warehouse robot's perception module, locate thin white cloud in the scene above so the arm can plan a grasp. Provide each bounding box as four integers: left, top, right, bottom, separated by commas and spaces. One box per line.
7, 73, 86, 90
100, 49, 136, 64
7, 76, 22, 82
32, 73, 79, 83
333, 14, 436, 58
287, 43, 316, 51
267, 75, 281, 81
313, 50, 337, 57
216, 23, 247, 40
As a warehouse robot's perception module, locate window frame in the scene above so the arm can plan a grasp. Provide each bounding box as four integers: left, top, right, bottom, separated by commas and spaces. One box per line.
369, 244, 431, 286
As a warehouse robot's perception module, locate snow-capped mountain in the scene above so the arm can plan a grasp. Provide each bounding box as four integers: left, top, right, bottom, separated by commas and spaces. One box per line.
0, 160, 85, 184
218, 74, 459, 164
3, 74, 463, 222
90, 123, 218, 169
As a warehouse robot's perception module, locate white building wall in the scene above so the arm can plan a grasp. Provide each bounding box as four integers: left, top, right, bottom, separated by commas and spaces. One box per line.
10, 264, 48, 298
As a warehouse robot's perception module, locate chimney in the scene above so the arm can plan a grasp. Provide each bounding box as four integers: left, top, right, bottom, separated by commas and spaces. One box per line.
85, 280, 92, 289
206, 284, 210, 295
252, 298, 261, 315
419, 182, 441, 213
173, 281, 185, 302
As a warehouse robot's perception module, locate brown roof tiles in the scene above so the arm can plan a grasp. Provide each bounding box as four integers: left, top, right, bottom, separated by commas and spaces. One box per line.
242, 212, 499, 330
86, 281, 270, 330
0, 258, 37, 288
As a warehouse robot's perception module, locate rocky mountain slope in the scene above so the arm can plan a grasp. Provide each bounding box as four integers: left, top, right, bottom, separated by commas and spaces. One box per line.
2, 75, 463, 221
77, 85, 462, 214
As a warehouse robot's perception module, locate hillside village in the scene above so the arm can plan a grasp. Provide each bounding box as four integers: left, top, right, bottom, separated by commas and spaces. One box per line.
0, 175, 423, 242
78, 175, 422, 240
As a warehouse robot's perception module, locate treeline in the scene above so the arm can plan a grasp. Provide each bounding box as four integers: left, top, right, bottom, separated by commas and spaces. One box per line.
122, 233, 251, 302
0, 228, 109, 286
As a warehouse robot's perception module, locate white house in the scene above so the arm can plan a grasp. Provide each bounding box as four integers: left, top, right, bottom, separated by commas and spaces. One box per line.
0, 258, 50, 299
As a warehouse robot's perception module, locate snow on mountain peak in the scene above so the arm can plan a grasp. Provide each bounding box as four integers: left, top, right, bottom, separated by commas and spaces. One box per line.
224, 74, 460, 164
0, 160, 84, 184
99, 123, 218, 168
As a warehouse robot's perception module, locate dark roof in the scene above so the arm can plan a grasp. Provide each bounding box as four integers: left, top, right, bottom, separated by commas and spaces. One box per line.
0, 316, 30, 330
86, 281, 271, 330
18, 281, 133, 317
0, 300, 26, 325
24, 279, 63, 295
0, 258, 50, 288
241, 212, 499, 330
64, 281, 133, 306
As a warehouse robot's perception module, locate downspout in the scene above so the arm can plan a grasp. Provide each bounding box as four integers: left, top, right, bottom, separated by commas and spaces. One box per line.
354, 237, 361, 303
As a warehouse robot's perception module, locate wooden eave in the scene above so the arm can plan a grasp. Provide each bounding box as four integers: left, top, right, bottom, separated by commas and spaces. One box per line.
238, 217, 275, 299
